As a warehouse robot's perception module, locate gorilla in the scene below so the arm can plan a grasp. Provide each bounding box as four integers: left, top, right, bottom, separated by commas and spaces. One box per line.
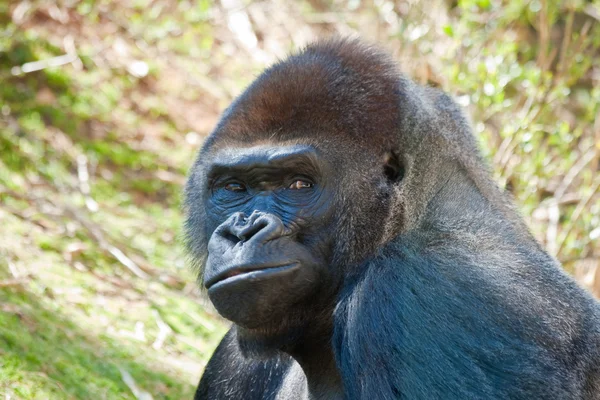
184, 38, 600, 399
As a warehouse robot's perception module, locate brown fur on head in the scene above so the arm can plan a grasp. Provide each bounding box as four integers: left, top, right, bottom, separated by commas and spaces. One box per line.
204, 38, 403, 153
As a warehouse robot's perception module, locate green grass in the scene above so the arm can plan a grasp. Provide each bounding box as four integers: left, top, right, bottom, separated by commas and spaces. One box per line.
0, 209, 226, 399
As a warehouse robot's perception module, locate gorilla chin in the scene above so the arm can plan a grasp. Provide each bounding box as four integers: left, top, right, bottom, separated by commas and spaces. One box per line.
206, 261, 313, 329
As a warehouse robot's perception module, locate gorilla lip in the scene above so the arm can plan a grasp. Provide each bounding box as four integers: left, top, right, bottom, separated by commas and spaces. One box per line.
205, 263, 299, 289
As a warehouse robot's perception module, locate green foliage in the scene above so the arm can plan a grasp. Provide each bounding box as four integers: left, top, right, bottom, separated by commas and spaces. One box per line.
445, 0, 599, 260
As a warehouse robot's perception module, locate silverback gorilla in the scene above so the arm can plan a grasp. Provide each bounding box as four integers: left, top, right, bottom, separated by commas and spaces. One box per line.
184, 39, 600, 399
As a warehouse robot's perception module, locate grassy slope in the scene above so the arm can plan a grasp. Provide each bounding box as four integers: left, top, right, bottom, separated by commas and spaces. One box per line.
0, 2, 231, 398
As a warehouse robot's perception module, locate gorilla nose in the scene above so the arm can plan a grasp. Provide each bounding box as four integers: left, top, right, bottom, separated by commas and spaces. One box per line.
217, 211, 289, 243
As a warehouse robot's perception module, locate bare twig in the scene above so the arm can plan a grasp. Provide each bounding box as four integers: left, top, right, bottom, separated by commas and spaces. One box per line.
11, 36, 81, 75
556, 176, 600, 256
567, 20, 593, 84
546, 146, 597, 255
119, 368, 154, 400
556, 8, 574, 78
151, 310, 173, 349
0, 278, 27, 288
584, 4, 600, 21
61, 204, 151, 280
536, 0, 550, 70
2, 184, 151, 280
12, 1, 32, 24
554, 147, 596, 201
77, 154, 99, 213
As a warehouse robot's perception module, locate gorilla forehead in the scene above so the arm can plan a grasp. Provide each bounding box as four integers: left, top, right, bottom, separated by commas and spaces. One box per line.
205, 144, 327, 182
208, 144, 319, 168
207, 39, 403, 150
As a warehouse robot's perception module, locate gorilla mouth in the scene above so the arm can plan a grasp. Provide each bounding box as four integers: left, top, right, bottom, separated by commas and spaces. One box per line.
205, 263, 299, 289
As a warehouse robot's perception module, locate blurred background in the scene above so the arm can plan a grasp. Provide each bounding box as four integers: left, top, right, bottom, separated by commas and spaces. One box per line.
0, 0, 599, 398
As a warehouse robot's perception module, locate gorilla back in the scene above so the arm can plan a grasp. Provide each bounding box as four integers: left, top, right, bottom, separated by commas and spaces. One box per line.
185, 38, 600, 399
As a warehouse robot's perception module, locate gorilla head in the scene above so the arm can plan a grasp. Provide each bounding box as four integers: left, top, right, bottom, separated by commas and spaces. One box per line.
185, 39, 600, 400
185, 40, 413, 351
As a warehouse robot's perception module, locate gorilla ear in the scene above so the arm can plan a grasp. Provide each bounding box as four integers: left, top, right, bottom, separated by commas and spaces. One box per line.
383, 151, 404, 183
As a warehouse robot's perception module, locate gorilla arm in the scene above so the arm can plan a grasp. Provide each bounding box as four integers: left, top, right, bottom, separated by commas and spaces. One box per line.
195, 327, 293, 400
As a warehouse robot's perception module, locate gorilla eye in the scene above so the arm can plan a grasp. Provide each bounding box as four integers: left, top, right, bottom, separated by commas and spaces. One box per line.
225, 182, 247, 192
289, 180, 313, 190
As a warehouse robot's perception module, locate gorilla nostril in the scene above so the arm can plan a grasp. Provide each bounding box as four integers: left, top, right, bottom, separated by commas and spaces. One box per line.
238, 219, 269, 241
223, 231, 240, 244
232, 212, 248, 226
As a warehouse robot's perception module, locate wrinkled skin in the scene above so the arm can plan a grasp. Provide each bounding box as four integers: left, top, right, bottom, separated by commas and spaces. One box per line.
185, 39, 600, 400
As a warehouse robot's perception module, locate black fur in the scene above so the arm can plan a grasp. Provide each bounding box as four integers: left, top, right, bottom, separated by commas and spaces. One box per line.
186, 38, 600, 399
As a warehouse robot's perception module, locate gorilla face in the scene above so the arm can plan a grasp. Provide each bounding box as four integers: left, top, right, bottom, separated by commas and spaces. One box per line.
201, 144, 338, 332
189, 137, 402, 352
